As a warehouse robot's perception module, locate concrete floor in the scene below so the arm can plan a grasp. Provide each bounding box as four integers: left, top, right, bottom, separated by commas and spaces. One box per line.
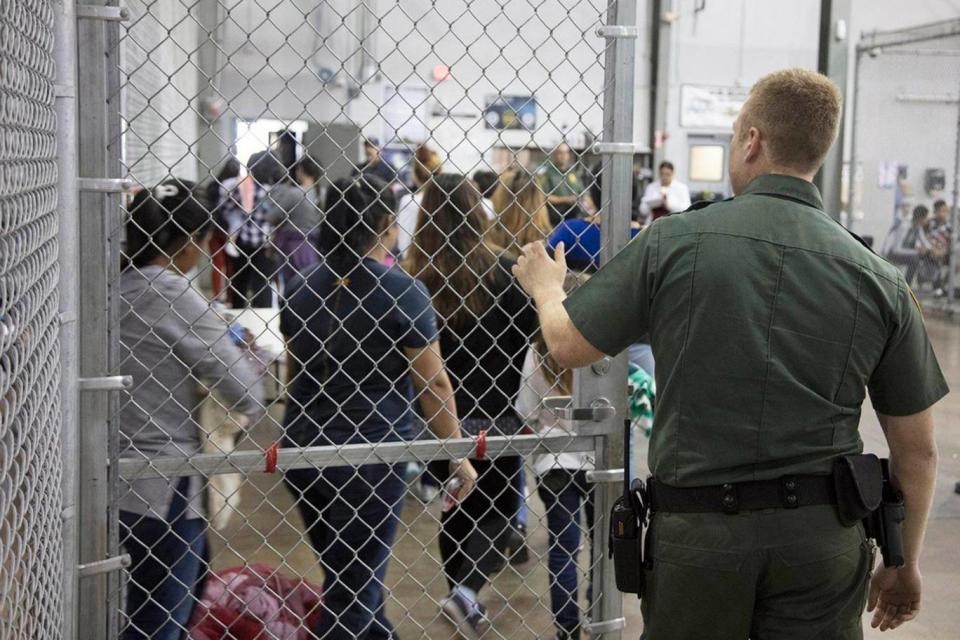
207, 315, 960, 639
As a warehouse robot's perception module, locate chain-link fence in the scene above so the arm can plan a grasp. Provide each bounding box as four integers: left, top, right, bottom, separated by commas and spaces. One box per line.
0, 1, 64, 638
847, 21, 960, 309
69, 1, 641, 638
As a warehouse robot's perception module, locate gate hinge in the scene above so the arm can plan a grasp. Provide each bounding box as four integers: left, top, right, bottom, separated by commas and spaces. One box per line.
585, 469, 625, 484
78, 375, 133, 391
77, 5, 131, 22
78, 178, 133, 193
591, 142, 650, 155
596, 25, 639, 39
78, 554, 131, 578
584, 617, 627, 635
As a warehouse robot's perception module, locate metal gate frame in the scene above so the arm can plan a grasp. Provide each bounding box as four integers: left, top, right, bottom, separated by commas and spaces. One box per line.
64, 1, 641, 637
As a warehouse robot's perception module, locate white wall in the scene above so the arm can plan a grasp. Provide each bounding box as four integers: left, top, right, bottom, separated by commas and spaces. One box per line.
121, 0, 201, 185
659, 0, 821, 192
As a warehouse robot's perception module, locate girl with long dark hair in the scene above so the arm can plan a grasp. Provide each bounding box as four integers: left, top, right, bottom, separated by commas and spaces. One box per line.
405, 174, 538, 638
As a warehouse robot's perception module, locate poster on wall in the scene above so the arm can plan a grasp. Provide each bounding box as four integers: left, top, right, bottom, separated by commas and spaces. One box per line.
483, 95, 537, 130
381, 83, 429, 144
680, 84, 750, 129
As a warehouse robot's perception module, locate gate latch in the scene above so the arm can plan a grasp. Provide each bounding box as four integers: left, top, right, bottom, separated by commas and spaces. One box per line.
78, 554, 131, 578
583, 617, 627, 635
543, 396, 616, 422
585, 468, 625, 484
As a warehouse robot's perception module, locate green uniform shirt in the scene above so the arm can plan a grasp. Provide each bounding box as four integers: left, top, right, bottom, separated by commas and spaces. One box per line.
564, 174, 948, 487
537, 161, 585, 199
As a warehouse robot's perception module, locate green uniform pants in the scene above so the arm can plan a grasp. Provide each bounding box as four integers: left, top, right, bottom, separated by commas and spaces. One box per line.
640, 505, 873, 640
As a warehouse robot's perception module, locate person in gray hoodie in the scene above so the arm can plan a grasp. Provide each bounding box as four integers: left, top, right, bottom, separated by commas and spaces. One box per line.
265, 155, 324, 287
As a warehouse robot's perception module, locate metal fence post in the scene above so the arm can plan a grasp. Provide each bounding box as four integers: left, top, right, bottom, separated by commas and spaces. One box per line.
846, 44, 862, 232
76, 1, 125, 636
585, 1, 638, 637
55, 1, 80, 636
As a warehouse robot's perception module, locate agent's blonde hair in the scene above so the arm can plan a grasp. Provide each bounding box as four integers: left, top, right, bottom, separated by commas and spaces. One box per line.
740, 68, 842, 173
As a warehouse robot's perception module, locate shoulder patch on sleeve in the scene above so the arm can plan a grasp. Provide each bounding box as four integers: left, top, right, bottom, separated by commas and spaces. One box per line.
908, 286, 925, 319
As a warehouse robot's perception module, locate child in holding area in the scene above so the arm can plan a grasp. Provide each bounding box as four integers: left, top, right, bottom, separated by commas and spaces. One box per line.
515, 330, 594, 640
517, 287, 657, 640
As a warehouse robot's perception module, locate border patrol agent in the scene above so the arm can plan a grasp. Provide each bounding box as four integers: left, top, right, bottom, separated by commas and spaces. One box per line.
514, 69, 947, 639
538, 142, 587, 223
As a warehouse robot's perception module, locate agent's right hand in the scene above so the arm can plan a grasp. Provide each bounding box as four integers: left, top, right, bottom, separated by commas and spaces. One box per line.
448, 458, 478, 503
868, 564, 922, 631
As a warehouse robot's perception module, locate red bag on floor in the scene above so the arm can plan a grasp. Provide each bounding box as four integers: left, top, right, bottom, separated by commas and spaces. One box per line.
188, 564, 322, 640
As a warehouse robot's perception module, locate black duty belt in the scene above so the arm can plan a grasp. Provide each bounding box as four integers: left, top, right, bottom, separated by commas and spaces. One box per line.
648, 475, 836, 514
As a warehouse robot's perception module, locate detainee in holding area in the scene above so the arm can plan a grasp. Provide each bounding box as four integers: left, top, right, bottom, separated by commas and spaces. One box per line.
514, 68, 946, 638
119, 180, 265, 640
281, 176, 477, 639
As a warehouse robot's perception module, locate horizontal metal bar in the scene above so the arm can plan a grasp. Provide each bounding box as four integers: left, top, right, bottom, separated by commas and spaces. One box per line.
118, 433, 599, 480
591, 142, 650, 155
76, 5, 130, 22
78, 554, 131, 578
77, 178, 133, 193
596, 25, 639, 39
78, 375, 132, 391
583, 617, 627, 634
586, 468, 625, 484
857, 17, 960, 52
895, 93, 958, 104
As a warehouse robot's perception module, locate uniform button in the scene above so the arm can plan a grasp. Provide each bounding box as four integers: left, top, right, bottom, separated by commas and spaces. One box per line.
722, 483, 733, 491
723, 495, 735, 505
785, 480, 797, 490
786, 494, 798, 504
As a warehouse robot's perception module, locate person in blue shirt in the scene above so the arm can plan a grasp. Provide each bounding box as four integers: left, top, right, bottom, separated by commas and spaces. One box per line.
281, 175, 477, 639
547, 217, 641, 272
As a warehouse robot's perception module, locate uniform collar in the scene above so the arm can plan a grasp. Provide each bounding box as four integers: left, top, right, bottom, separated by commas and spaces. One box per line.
739, 174, 824, 210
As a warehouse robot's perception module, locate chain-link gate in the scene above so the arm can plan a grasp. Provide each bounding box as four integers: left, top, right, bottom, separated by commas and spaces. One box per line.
0, 1, 64, 638
72, 1, 640, 637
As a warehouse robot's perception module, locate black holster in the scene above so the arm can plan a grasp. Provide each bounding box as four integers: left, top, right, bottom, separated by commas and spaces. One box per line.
833, 454, 905, 568
609, 420, 648, 596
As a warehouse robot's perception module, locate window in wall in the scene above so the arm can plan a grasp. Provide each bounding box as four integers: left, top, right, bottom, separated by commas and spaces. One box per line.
689, 144, 725, 183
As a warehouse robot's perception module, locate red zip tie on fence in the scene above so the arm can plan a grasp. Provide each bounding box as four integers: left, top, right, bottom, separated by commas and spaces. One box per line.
475, 429, 487, 460
264, 441, 279, 473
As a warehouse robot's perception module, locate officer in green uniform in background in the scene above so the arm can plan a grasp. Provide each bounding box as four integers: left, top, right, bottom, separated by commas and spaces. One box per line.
538, 142, 587, 224
514, 68, 946, 639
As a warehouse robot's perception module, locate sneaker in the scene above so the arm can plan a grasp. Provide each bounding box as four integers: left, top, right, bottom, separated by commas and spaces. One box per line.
440, 592, 490, 640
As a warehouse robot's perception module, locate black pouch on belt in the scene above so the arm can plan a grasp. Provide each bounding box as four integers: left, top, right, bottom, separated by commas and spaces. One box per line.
609, 419, 647, 596
832, 453, 883, 526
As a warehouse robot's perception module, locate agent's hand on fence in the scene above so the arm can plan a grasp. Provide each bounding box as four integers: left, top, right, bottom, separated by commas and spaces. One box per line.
513, 241, 567, 303
868, 564, 923, 631
449, 458, 478, 503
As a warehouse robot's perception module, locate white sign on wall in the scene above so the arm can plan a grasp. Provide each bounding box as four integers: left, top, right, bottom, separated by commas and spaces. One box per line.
680, 84, 750, 130
381, 83, 430, 144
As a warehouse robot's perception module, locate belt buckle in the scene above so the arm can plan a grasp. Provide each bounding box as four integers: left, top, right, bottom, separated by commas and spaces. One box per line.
780, 476, 800, 509
721, 483, 739, 514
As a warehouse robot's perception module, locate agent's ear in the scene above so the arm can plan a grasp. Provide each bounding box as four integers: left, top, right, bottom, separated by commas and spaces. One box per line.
743, 126, 763, 163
